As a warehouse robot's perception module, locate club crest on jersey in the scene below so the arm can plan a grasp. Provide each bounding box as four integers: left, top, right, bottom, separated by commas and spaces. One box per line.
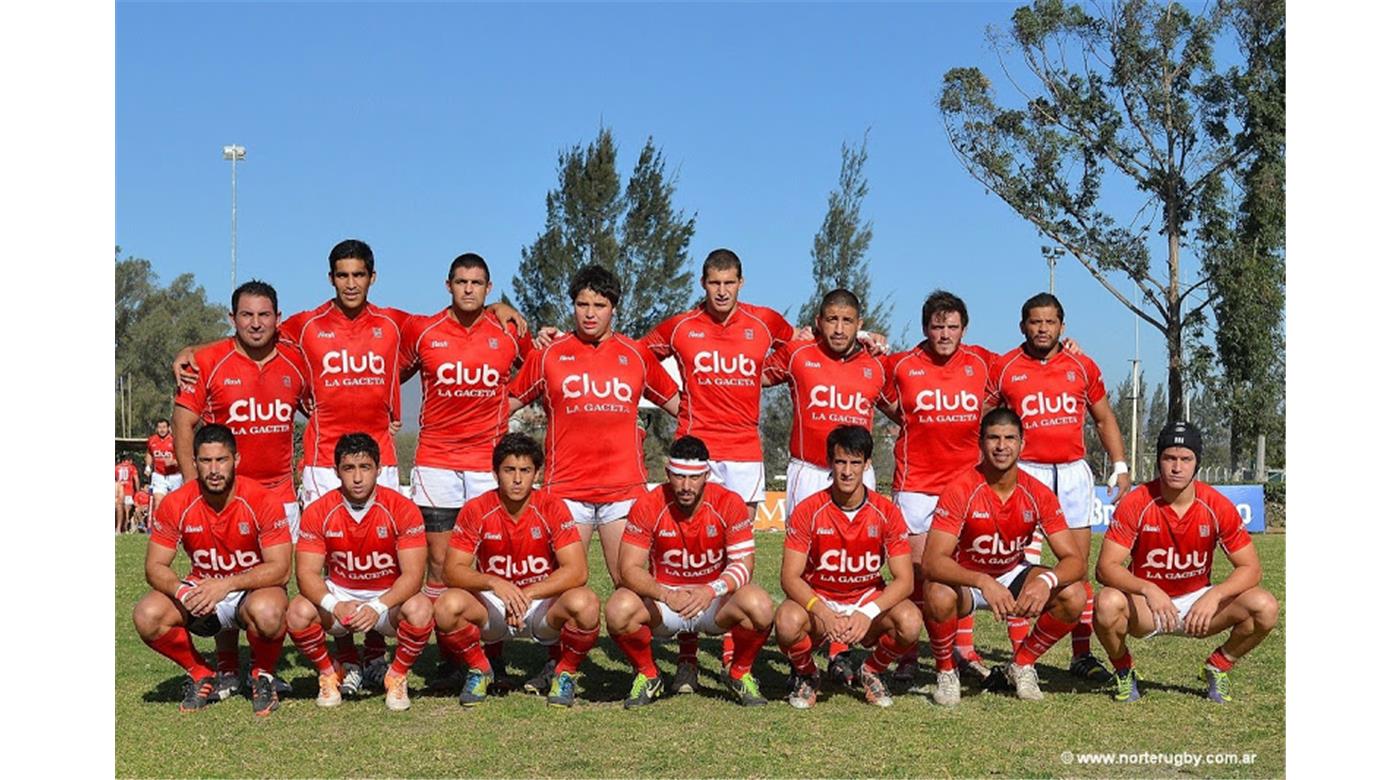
373, 327, 383, 338
863, 368, 872, 378
238, 522, 250, 535
706, 524, 717, 537
1023, 510, 1033, 522
867, 525, 878, 538
489, 338, 499, 349
965, 365, 975, 376
1199, 525, 1210, 537
377, 526, 388, 538
530, 526, 542, 539
1067, 370, 1077, 382
618, 355, 629, 365
282, 376, 291, 386
744, 328, 754, 340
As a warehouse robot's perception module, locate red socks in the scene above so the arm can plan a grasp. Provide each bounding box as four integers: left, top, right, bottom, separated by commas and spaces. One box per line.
289, 624, 336, 675
363, 630, 388, 663
1013, 612, 1076, 667
677, 631, 698, 664
931, 617, 957, 672
332, 633, 360, 666
390, 619, 433, 677
613, 625, 658, 678
955, 614, 981, 662
1071, 581, 1094, 657
438, 624, 489, 671
728, 625, 770, 679
1207, 646, 1236, 672
783, 634, 818, 676
1111, 650, 1134, 672
555, 624, 598, 673
828, 640, 850, 658
722, 631, 736, 668
216, 647, 240, 675
1007, 617, 1030, 653
863, 633, 914, 674
145, 626, 214, 680
246, 626, 286, 679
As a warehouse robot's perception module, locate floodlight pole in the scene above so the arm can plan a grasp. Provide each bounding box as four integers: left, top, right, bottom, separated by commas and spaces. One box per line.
222, 144, 247, 298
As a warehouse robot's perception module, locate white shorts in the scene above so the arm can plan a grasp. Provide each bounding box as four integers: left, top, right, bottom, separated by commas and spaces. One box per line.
969, 564, 1033, 612
1019, 459, 1094, 529
300, 465, 400, 504
893, 491, 940, 535
1143, 586, 1212, 639
477, 591, 560, 644
817, 586, 883, 617
785, 458, 876, 509
323, 581, 395, 637
651, 591, 730, 637
410, 466, 497, 509
123, 494, 135, 507
185, 588, 248, 637
707, 460, 765, 504
283, 502, 302, 543
563, 498, 636, 527
151, 472, 184, 494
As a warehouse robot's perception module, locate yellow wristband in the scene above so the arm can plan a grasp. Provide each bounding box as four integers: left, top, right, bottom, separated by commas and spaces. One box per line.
805, 595, 820, 612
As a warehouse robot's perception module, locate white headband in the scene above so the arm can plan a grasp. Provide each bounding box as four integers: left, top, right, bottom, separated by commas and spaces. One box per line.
666, 457, 709, 476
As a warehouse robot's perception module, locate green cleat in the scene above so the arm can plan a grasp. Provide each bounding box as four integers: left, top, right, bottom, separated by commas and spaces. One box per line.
459, 667, 493, 707
624, 673, 664, 710
726, 672, 767, 707
547, 670, 578, 708
1113, 667, 1142, 702
1200, 665, 1233, 703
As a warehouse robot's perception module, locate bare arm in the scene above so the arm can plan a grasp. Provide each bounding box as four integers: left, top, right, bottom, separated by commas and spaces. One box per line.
618, 541, 668, 601
144, 541, 184, 598
1089, 396, 1131, 500
659, 393, 680, 418
171, 406, 200, 483
379, 544, 428, 609
522, 541, 590, 601
173, 341, 221, 388
1096, 536, 1180, 631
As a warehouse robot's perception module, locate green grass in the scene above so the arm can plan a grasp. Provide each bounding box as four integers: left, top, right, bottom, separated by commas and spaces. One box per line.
116, 533, 1285, 778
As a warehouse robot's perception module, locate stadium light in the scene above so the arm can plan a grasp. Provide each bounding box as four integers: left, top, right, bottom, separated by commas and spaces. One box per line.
222, 144, 247, 298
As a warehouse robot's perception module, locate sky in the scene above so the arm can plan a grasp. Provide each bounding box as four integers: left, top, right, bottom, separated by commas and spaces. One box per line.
117, 1, 1207, 407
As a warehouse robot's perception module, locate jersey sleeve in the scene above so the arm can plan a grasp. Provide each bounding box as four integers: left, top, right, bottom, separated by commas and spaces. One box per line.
930, 480, 970, 537
149, 499, 182, 549
296, 505, 326, 554
757, 306, 795, 346
882, 503, 912, 557
279, 310, 310, 343
721, 491, 756, 559
878, 354, 900, 407
1104, 490, 1144, 549
1083, 355, 1107, 405
506, 318, 535, 362
173, 348, 213, 414
449, 503, 482, 555
640, 315, 676, 360
640, 347, 680, 406
783, 500, 813, 553
621, 494, 656, 550
1034, 487, 1069, 536
1211, 492, 1253, 554
255, 491, 292, 548
546, 497, 582, 549
393, 499, 427, 550
762, 341, 795, 386
508, 349, 547, 406
397, 315, 425, 375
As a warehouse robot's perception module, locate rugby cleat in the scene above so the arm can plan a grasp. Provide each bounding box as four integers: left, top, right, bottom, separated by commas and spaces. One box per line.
547, 670, 578, 708
859, 665, 894, 708
522, 659, 556, 695
787, 672, 820, 710
1113, 667, 1141, 703
211, 670, 241, 702
726, 672, 767, 707
179, 675, 217, 713
981, 664, 1013, 693
316, 669, 343, 708
244, 671, 292, 696
892, 657, 919, 684
363, 656, 390, 690
670, 659, 699, 695
1069, 653, 1114, 684
933, 669, 961, 707
955, 651, 993, 682
624, 673, 665, 710
250, 672, 279, 716
826, 650, 856, 688
1007, 663, 1044, 701
383, 671, 411, 711
1200, 665, 1233, 703
458, 667, 493, 707
427, 660, 464, 692
338, 663, 364, 697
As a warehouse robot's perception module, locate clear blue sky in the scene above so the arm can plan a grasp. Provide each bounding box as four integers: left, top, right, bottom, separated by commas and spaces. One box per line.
118, 1, 1202, 402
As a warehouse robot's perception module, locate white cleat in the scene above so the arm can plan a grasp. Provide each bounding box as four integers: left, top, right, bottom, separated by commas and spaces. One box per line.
1008, 663, 1044, 701
933, 669, 961, 706
384, 671, 411, 711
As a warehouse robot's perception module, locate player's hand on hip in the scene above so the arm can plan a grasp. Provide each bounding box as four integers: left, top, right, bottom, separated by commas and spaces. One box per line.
173, 346, 199, 391
1143, 584, 1180, 634
1013, 576, 1052, 617
1183, 591, 1221, 637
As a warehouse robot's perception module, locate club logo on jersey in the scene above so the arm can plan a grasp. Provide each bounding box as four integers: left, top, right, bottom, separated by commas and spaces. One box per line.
1067, 370, 1077, 382
373, 327, 383, 338
863, 368, 872, 378
1143, 548, 1208, 572
483, 554, 551, 580
867, 525, 878, 538
970, 533, 1026, 557
330, 550, 397, 573
965, 365, 975, 376
436, 362, 502, 387
530, 526, 542, 540
816, 549, 882, 574
706, 524, 717, 537
692, 351, 757, 377
660, 547, 723, 570
1018, 391, 1078, 417
561, 373, 634, 402
239, 522, 250, 535
618, 355, 629, 366
192, 548, 261, 572
229, 398, 295, 423
282, 376, 291, 387
321, 349, 387, 376
744, 328, 754, 340
808, 385, 872, 415
1199, 525, 1210, 537
377, 526, 388, 538
489, 338, 499, 349
912, 388, 979, 414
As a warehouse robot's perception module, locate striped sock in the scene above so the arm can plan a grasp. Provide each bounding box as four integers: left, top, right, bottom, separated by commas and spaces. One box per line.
145, 627, 215, 679
247, 626, 286, 680
289, 624, 336, 675
930, 616, 957, 672
1207, 646, 1236, 672
863, 633, 914, 674
438, 624, 489, 671
612, 625, 658, 678
1013, 612, 1076, 667
955, 614, 982, 662
1072, 582, 1095, 657
1007, 617, 1030, 653
390, 619, 433, 677
783, 633, 818, 676
555, 624, 599, 674
728, 625, 770, 679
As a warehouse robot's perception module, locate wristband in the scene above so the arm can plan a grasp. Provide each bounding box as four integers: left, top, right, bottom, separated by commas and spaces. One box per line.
804, 595, 820, 613
366, 599, 389, 618
1037, 571, 1059, 590
1110, 461, 1129, 478
319, 594, 339, 614
856, 602, 882, 621
709, 578, 730, 598
175, 580, 196, 603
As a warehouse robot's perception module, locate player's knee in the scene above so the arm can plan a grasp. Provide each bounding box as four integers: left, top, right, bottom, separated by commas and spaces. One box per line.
245, 595, 287, 637
1248, 589, 1279, 632
286, 596, 319, 631
736, 585, 774, 627
399, 594, 434, 627
1056, 580, 1088, 613
924, 582, 957, 619
604, 589, 644, 631
433, 589, 470, 628
132, 593, 169, 639
565, 587, 601, 626
774, 601, 808, 641
891, 601, 922, 644
1093, 587, 1128, 624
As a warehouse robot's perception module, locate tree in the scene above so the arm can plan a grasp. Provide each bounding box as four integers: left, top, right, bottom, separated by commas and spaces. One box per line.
938, 0, 1285, 420
115, 251, 228, 436
513, 128, 696, 338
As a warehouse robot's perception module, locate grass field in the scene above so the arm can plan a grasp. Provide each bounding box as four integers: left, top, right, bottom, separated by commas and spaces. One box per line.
115, 532, 1285, 778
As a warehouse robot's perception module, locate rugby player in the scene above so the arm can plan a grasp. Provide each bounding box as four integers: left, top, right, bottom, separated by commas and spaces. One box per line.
775, 425, 920, 709
145, 419, 181, 516
172, 279, 308, 699
605, 436, 772, 708
507, 264, 680, 588
1093, 421, 1278, 703
286, 433, 434, 711
922, 407, 1087, 704
433, 433, 601, 708
131, 424, 292, 716
116, 455, 140, 533
993, 292, 1131, 682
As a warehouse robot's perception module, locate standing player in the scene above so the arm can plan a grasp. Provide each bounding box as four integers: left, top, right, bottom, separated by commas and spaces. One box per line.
507, 264, 680, 587
115, 454, 140, 533
922, 408, 1087, 704
172, 279, 308, 699
774, 426, 921, 709
1093, 422, 1278, 703
605, 436, 773, 708
131, 424, 292, 716
432, 433, 601, 709
285, 433, 435, 711
145, 419, 182, 516
993, 292, 1132, 682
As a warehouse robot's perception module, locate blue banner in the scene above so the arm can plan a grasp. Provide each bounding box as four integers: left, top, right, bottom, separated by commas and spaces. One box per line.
1091, 485, 1267, 533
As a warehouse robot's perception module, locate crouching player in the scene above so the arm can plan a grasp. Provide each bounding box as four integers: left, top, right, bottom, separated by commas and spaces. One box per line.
606, 436, 773, 709
285, 433, 434, 711
1093, 421, 1278, 703
433, 433, 600, 708
922, 407, 1086, 704
775, 425, 921, 709
131, 424, 291, 716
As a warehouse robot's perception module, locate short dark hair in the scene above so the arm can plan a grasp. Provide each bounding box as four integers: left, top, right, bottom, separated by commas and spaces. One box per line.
155, 418, 170, 426
493, 432, 544, 470
826, 425, 873, 463
193, 423, 237, 454
922, 289, 968, 329
334, 433, 381, 467
569, 264, 621, 307
329, 239, 375, 274
701, 248, 743, 280
1020, 292, 1064, 323
981, 407, 1024, 437
819, 288, 862, 318
669, 435, 710, 462
448, 252, 490, 283
231, 279, 279, 314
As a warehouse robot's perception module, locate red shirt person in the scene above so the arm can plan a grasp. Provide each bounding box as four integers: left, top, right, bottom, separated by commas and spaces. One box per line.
145, 419, 183, 508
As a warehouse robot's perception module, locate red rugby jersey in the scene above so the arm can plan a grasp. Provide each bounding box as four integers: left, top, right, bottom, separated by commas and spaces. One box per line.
992, 347, 1107, 463
297, 486, 427, 591
763, 341, 886, 468
881, 343, 997, 494
450, 490, 582, 588
174, 338, 308, 503
281, 301, 409, 468
400, 309, 531, 471
784, 489, 910, 601
508, 332, 679, 503
642, 303, 793, 461
1106, 480, 1252, 597
116, 462, 139, 495
146, 433, 180, 476
149, 478, 291, 581
622, 482, 755, 586
931, 466, 1068, 576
